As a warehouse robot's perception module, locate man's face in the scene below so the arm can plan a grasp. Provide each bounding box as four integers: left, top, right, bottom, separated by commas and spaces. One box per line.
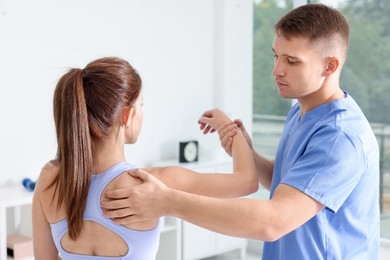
272, 34, 329, 101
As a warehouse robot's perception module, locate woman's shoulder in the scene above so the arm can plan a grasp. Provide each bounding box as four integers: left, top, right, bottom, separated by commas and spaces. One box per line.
36, 160, 59, 191
105, 167, 143, 190
35, 160, 66, 223
42, 160, 59, 171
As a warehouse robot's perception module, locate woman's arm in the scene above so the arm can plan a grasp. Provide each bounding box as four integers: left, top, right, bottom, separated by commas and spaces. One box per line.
143, 109, 258, 198
219, 119, 274, 191
32, 168, 60, 259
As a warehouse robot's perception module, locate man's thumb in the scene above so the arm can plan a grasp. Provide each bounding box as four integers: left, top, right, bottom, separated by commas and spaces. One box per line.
128, 168, 150, 181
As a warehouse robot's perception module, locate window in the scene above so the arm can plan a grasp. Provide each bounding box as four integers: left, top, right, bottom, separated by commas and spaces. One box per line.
253, 0, 390, 238
252, 1, 292, 161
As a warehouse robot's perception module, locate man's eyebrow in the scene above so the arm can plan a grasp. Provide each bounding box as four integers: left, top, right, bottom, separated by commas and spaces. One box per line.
272, 48, 300, 59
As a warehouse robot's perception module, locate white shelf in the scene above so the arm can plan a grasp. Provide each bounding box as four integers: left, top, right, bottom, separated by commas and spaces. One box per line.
0, 187, 33, 208
161, 223, 177, 233
0, 186, 34, 260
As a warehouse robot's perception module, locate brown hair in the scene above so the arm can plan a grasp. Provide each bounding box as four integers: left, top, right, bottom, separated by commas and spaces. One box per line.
275, 4, 349, 54
51, 57, 142, 240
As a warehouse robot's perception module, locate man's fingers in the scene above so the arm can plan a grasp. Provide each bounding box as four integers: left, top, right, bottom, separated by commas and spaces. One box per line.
103, 188, 130, 200
220, 132, 236, 155
101, 198, 129, 210
220, 129, 236, 145
234, 119, 246, 132
103, 208, 134, 219
219, 124, 237, 145
224, 137, 233, 155
217, 122, 232, 135
127, 168, 150, 181
218, 123, 237, 136
112, 215, 141, 225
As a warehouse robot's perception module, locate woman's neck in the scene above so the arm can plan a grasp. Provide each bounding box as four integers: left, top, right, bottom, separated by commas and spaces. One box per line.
91, 132, 126, 174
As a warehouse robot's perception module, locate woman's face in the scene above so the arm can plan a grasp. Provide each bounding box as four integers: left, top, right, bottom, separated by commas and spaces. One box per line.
125, 93, 143, 144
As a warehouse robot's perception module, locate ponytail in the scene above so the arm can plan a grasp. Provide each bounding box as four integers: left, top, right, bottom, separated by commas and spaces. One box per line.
51, 68, 92, 240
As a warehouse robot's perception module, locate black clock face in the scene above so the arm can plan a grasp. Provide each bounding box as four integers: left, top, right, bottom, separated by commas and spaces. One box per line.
184, 141, 198, 162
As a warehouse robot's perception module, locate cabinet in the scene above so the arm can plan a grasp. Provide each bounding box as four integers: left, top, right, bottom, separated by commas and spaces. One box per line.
156, 216, 182, 259
153, 160, 247, 260
0, 186, 33, 260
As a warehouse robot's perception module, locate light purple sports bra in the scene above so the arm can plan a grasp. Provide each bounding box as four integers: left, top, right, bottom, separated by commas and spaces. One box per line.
50, 162, 160, 260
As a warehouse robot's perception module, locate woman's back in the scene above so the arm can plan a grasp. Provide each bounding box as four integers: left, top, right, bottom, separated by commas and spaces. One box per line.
32, 57, 159, 259
36, 161, 160, 259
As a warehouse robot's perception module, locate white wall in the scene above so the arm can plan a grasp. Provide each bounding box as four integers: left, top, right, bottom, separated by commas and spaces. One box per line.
0, 0, 253, 186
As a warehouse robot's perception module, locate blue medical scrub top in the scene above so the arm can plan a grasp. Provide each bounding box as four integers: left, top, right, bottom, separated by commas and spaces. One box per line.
262, 93, 380, 259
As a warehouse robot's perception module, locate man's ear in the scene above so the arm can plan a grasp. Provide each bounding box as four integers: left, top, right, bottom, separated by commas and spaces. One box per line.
324, 57, 339, 75
122, 107, 134, 128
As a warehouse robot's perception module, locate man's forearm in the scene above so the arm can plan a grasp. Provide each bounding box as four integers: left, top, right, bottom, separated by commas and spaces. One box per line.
166, 188, 270, 240
253, 151, 274, 190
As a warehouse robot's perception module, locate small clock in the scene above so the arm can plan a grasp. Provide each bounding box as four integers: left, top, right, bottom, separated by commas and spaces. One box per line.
179, 141, 199, 163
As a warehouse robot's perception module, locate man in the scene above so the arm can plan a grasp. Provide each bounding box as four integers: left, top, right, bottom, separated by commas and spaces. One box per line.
102, 4, 380, 259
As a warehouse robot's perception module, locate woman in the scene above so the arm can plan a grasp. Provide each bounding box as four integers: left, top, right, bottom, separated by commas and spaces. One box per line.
32, 57, 257, 259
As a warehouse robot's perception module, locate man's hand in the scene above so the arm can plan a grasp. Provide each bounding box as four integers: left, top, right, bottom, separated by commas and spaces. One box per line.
198, 108, 232, 134
217, 122, 238, 156
233, 119, 253, 149
101, 169, 171, 224
219, 119, 253, 156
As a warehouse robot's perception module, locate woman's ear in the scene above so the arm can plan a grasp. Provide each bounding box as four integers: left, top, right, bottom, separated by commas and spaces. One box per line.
122, 107, 134, 128
324, 57, 339, 75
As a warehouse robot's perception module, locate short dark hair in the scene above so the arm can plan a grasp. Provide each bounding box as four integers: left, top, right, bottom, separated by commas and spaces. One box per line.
275, 4, 349, 51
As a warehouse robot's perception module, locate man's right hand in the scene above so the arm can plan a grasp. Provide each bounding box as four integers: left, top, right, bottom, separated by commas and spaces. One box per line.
101, 169, 171, 224
219, 119, 253, 156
